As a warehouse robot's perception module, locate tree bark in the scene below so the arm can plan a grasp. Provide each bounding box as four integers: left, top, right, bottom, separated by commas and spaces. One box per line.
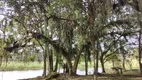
32, 32, 73, 75
112, 60, 115, 67
50, 50, 53, 71
100, 56, 105, 73
72, 45, 84, 74
139, 31, 142, 75
47, 47, 53, 74
54, 54, 59, 72
42, 49, 47, 77
94, 51, 99, 80
122, 54, 126, 71
72, 52, 81, 74
93, 46, 99, 80
94, 40, 100, 80
85, 52, 88, 75
67, 60, 73, 75
0, 56, 2, 67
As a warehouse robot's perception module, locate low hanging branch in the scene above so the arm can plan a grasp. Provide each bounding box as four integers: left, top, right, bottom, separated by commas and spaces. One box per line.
4, 42, 26, 52
4, 38, 32, 52
31, 32, 69, 57
31, 31, 73, 74
103, 43, 127, 63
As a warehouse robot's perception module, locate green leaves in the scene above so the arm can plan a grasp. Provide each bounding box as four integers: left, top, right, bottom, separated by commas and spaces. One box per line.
1, 0, 142, 74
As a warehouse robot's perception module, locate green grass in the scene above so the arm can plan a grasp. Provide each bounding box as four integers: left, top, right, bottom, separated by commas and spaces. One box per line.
77, 59, 139, 72
0, 59, 140, 72
0, 61, 44, 71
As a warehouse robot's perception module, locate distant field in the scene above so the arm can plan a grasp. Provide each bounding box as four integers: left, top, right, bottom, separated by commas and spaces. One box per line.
78, 59, 139, 71
0, 59, 139, 71
0, 61, 44, 71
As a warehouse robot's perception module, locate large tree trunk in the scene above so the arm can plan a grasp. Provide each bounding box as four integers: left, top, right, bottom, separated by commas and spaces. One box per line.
49, 50, 53, 71
85, 52, 88, 75
72, 49, 82, 74
137, 3, 142, 75
122, 54, 126, 71
54, 54, 59, 72
67, 60, 72, 75
139, 31, 142, 75
94, 51, 99, 80
47, 47, 53, 74
60, 48, 73, 75
93, 50, 99, 80
100, 56, 105, 73
32, 32, 73, 75
0, 56, 2, 67
68, 28, 73, 75
42, 49, 47, 77
93, 41, 99, 80
112, 60, 115, 67
72, 55, 80, 74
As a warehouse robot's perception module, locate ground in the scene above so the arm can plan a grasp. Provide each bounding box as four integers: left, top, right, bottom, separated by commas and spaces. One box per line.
21, 73, 142, 80
1, 61, 141, 80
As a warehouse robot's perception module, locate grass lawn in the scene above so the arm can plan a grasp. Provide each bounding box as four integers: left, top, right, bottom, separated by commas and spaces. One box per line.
0, 61, 44, 71
0, 59, 139, 71
1, 60, 141, 80
78, 59, 139, 71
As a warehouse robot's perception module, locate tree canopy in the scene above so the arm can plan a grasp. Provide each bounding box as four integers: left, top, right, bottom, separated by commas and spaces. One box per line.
0, 0, 142, 79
